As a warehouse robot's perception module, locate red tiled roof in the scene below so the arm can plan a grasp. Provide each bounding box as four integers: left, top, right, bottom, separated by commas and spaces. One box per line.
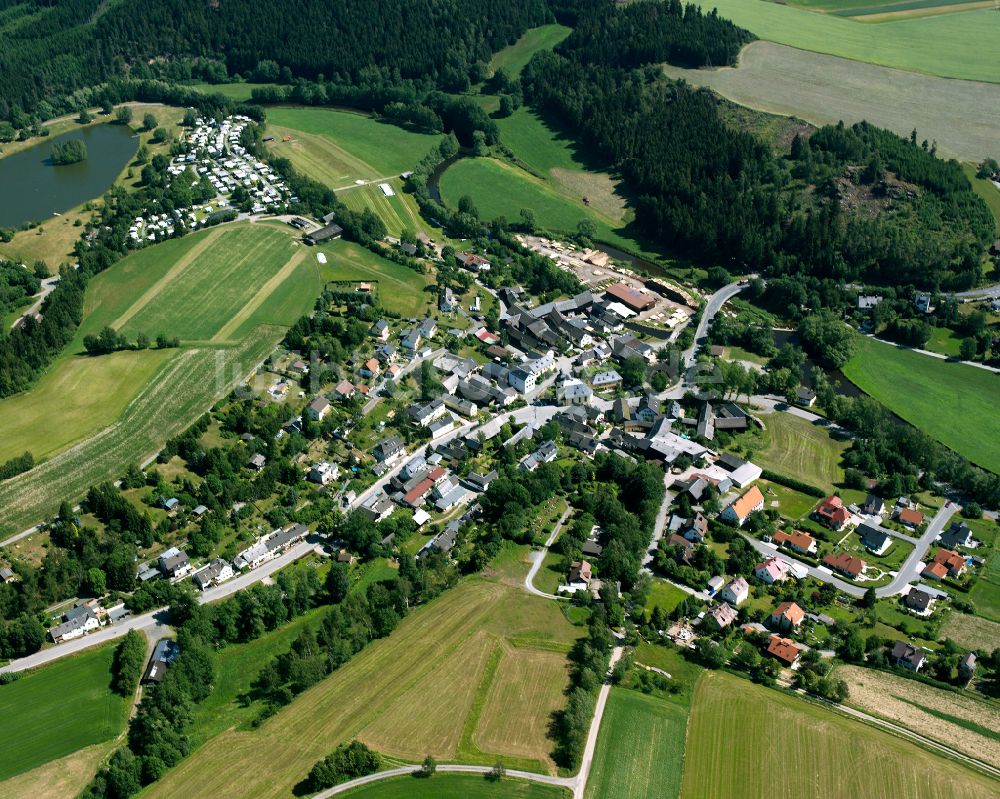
822, 552, 866, 578
772, 601, 805, 626
766, 634, 801, 665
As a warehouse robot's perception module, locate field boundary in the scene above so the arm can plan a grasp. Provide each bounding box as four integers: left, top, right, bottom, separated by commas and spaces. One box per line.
211, 247, 306, 343
110, 227, 225, 330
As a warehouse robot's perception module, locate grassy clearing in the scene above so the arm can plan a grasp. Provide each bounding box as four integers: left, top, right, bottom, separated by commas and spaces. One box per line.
644, 579, 688, 616
191, 82, 277, 100
316, 239, 435, 318
662, 40, 1000, 162
759, 479, 821, 520
337, 178, 438, 239
963, 163, 1000, 230
942, 611, 1000, 652
924, 325, 964, 357
681, 670, 1000, 798
836, 665, 1000, 768
0, 643, 129, 781
842, 336, 1000, 474
970, 551, 1000, 623
145, 568, 582, 799
584, 688, 689, 799
0, 348, 172, 463
0, 740, 115, 799
0, 329, 281, 533
264, 107, 443, 187
491, 24, 572, 76
753, 412, 847, 492
703, 0, 1000, 83
338, 774, 569, 798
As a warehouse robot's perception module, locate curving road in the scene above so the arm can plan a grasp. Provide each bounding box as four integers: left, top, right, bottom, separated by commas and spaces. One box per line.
524, 506, 572, 600
312, 764, 574, 798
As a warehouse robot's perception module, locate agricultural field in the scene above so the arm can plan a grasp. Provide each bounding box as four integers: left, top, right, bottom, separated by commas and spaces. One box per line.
144, 569, 583, 799
338, 775, 569, 799
759, 479, 821, 521
315, 239, 435, 318
752, 411, 847, 492
836, 665, 1000, 768
0, 328, 281, 533
191, 82, 277, 100
940, 611, 1000, 652
0, 643, 130, 781
970, 551, 1000, 623
0, 741, 116, 799
490, 24, 571, 76
702, 0, 1000, 83
782, 0, 995, 21
584, 688, 689, 799
963, 163, 1000, 229
337, 178, 438, 239
842, 337, 1000, 474
662, 41, 1000, 162
264, 107, 443, 188
680, 670, 1000, 798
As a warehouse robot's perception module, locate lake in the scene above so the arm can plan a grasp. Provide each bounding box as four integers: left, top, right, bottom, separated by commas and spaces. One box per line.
0, 124, 138, 229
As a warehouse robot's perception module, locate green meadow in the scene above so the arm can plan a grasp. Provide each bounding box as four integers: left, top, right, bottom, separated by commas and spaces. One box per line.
842, 336, 1000, 474
0, 644, 130, 781
491, 23, 571, 76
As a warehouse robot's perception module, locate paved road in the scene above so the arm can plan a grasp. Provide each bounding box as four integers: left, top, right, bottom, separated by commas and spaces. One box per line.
951, 283, 1000, 301
742, 503, 958, 600
642, 473, 676, 568
524, 507, 572, 600
0, 538, 316, 674
313, 764, 575, 797
864, 332, 1000, 375
361, 348, 445, 416
683, 281, 748, 370
9, 275, 61, 329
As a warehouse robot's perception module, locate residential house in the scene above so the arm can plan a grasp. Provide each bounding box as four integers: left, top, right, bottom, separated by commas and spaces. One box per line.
682, 513, 709, 544
408, 398, 447, 427
334, 380, 356, 400
891, 640, 927, 672
721, 485, 765, 527
862, 495, 886, 517
519, 440, 558, 472
306, 396, 331, 421
591, 370, 623, 388
143, 638, 180, 685
158, 547, 192, 579
707, 602, 738, 630
959, 652, 977, 681
557, 380, 594, 406
904, 588, 934, 614
822, 551, 867, 579
308, 461, 340, 486
509, 367, 537, 394
794, 386, 816, 407
766, 634, 801, 667
755, 556, 790, 584
428, 416, 454, 439
373, 436, 404, 465
160, 496, 180, 512
233, 524, 308, 570
719, 577, 750, 606
772, 530, 817, 555
914, 292, 932, 314
568, 560, 593, 588
401, 328, 422, 351
360, 358, 381, 379
457, 252, 491, 272
193, 558, 234, 590
939, 521, 973, 550
769, 601, 805, 631
359, 493, 395, 523
439, 287, 457, 312
248, 453, 267, 471
370, 319, 390, 342
895, 507, 925, 529
922, 562, 948, 581
49, 604, 101, 643
418, 318, 437, 339
462, 470, 498, 493
815, 495, 851, 531
377, 342, 398, 363
857, 523, 893, 556
931, 548, 966, 578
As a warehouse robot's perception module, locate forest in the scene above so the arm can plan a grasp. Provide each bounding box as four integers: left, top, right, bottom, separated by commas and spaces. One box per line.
0, 0, 550, 124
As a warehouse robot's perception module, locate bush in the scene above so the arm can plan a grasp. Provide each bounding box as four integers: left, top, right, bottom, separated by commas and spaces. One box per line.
304, 740, 381, 792
112, 630, 147, 696
760, 469, 826, 498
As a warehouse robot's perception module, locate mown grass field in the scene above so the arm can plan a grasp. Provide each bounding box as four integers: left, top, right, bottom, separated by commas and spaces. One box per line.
339, 774, 569, 799
337, 178, 437, 239
144, 566, 583, 799
970, 551, 1000, 623
753, 411, 847, 492
191, 82, 277, 100
584, 688, 689, 799
842, 337, 1000, 474
0, 644, 129, 781
490, 24, 572, 76
0, 741, 116, 799
264, 107, 443, 187
703, 0, 1000, 83
940, 611, 1000, 655
680, 671, 1000, 798
662, 40, 1000, 162
644, 579, 689, 617
316, 239, 435, 318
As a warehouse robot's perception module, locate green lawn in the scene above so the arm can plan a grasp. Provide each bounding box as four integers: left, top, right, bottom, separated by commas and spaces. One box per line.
963, 163, 1000, 230
842, 336, 1000, 473
753, 412, 847, 493
339, 774, 568, 798
585, 688, 689, 799
337, 178, 439, 239
970, 551, 1000, 623
264, 107, 443, 187
490, 24, 571, 76
923, 326, 964, 358
316, 239, 435, 318
759, 480, 821, 520
191, 82, 278, 100
0, 643, 130, 781
703, 0, 1000, 83
680, 670, 1000, 799
644, 579, 688, 616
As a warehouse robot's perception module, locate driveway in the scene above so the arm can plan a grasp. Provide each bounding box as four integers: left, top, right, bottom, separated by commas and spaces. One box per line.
524, 506, 572, 600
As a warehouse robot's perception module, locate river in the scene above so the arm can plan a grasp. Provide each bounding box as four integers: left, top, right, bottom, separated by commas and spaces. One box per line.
0, 124, 138, 229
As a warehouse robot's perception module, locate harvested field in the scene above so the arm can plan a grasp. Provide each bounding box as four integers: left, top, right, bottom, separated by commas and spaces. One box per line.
662, 41, 1000, 162
0, 741, 113, 799
837, 665, 1000, 769
941, 612, 1000, 652
753, 410, 847, 492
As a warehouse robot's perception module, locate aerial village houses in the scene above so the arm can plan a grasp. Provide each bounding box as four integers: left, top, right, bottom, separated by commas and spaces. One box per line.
721, 485, 765, 527
48, 604, 101, 643
769, 601, 805, 632
719, 577, 749, 606
822, 551, 867, 579
307, 396, 331, 421
193, 558, 234, 591
707, 602, 738, 630
772, 529, 817, 555
766, 634, 801, 668
233, 524, 308, 570
814, 495, 851, 531
754, 556, 790, 585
